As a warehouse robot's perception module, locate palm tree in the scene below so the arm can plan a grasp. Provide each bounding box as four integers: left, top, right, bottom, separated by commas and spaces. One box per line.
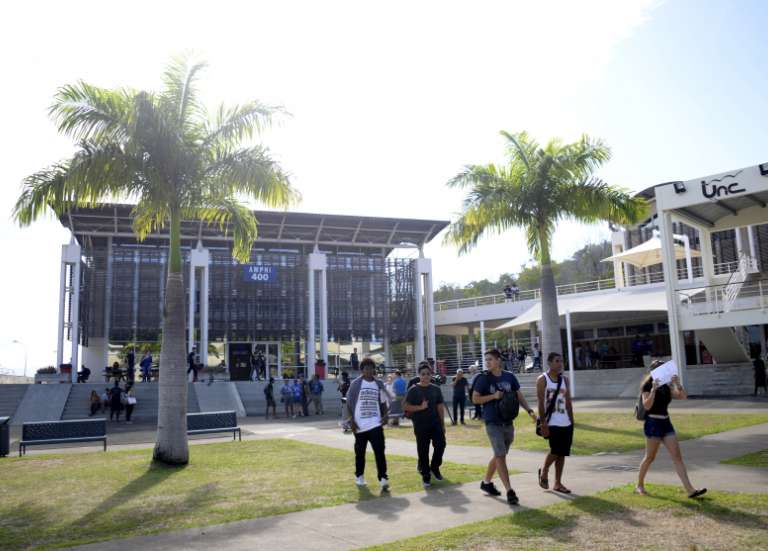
445, 131, 647, 364
13, 55, 299, 465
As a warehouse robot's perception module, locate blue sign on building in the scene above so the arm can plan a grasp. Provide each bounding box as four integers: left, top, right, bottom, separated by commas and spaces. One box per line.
242, 264, 278, 283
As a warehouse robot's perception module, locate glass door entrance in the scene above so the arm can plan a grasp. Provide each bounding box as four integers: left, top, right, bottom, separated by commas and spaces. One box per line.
228, 342, 282, 380
253, 342, 281, 379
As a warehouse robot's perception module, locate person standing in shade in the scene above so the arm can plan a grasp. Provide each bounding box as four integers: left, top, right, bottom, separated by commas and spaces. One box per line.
537, 352, 574, 494
89, 390, 101, 416
126, 348, 136, 384
264, 377, 277, 419
473, 349, 536, 505
404, 361, 446, 488
754, 354, 767, 396
124, 385, 137, 424
390, 370, 407, 426
346, 358, 390, 490
109, 381, 124, 422
140, 351, 152, 382
451, 369, 469, 425
350, 348, 360, 372
309, 374, 324, 414
291, 378, 304, 417
339, 371, 352, 432
281, 378, 294, 418
636, 361, 706, 499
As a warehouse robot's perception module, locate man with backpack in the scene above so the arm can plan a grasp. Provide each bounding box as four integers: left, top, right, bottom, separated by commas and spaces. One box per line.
404, 361, 446, 488
536, 352, 574, 494
472, 348, 536, 505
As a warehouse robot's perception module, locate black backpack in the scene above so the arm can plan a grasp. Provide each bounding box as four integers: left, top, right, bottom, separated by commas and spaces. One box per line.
497, 387, 520, 422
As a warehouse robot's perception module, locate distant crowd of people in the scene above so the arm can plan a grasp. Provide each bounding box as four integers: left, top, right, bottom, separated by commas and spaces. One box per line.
88, 380, 137, 423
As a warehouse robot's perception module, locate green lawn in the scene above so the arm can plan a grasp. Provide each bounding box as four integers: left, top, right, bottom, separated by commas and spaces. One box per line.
0, 439, 487, 550
365, 484, 768, 551
722, 449, 768, 468
387, 413, 768, 455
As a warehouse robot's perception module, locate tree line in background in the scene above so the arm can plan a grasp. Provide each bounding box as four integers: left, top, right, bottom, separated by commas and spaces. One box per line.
434, 241, 615, 302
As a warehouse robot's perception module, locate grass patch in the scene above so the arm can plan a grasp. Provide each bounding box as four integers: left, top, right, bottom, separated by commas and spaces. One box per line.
365, 484, 768, 551
0, 439, 486, 550
387, 413, 768, 455
722, 449, 768, 468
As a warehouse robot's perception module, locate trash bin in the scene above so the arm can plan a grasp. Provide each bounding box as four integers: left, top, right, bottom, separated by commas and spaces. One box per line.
0, 416, 10, 458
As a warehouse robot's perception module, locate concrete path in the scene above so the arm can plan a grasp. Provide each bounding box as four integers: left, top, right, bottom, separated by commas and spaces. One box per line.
66, 418, 768, 551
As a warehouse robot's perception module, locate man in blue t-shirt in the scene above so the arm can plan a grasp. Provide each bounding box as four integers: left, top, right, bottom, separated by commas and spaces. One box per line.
473, 348, 536, 506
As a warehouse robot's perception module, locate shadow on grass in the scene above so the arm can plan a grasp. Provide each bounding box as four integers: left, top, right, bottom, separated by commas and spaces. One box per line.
493, 505, 579, 544
643, 492, 768, 530
568, 495, 647, 528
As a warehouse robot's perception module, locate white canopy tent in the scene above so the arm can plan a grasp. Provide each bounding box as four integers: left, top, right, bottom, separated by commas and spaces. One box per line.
602, 235, 700, 268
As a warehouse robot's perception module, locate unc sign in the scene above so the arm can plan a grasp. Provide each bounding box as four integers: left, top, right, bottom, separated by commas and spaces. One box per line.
242, 264, 278, 282
701, 180, 746, 199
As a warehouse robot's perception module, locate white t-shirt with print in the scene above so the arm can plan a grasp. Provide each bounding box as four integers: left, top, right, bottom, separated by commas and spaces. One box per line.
354, 379, 386, 433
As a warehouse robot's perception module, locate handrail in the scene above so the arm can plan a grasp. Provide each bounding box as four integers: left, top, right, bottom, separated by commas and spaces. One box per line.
677, 276, 768, 316
434, 277, 616, 311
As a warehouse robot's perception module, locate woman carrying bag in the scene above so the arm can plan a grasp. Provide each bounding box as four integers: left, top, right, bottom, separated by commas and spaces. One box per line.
636, 360, 706, 498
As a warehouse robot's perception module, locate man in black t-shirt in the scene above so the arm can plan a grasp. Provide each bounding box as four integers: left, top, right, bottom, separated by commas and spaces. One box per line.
404, 361, 446, 488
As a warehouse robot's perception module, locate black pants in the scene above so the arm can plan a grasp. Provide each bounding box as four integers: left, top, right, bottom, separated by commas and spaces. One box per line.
89, 402, 100, 416
354, 425, 388, 480
125, 404, 134, 422
110, 404, 122, 421
187, 366, 198, 382
415, 424, 446, 476
453, 395, 466, 423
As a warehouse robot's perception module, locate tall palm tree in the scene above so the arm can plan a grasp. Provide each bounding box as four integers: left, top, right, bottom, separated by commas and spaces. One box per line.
13, 55, 299, 465
445, 131, 647, 364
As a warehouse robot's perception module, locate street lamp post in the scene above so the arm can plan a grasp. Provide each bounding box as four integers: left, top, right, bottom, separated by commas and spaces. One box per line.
11, 340, 28, 378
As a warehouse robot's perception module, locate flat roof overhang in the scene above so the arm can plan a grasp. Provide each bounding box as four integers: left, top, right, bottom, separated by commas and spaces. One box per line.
59, 204, 449, 255
653, 163, 768, 231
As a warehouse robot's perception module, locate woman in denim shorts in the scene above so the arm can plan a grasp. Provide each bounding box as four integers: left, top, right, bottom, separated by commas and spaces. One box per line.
636, 361, 706, 499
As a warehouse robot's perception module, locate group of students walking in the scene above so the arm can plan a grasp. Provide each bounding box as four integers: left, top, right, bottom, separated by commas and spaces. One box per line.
262, 375, 325, 419
346, 349, 706, 504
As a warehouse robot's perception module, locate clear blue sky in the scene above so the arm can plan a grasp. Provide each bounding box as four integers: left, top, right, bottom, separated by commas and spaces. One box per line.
1, 1, 767, 372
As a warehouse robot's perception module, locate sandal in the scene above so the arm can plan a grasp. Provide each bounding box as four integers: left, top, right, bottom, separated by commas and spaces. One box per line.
635, 486, 648, 496
553, 485, 571, 494
538, 468, 549, 489
688, 488, 707, 499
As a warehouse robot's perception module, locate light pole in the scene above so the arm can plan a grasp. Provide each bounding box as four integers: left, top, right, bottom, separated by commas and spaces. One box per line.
11, 340, 28, 378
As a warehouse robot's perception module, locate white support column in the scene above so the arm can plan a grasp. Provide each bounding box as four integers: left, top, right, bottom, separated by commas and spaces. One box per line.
735, 227, 743, 256
678, 233, 693, 282
565, 309, 575, 398
188, 257, 196, 354
479, 320, 487, 370
56, 259, 67, 371
319, 267, 329, 368
420, 258, 436, 360
456, 334, 463, 369
659, 211, 687, 385
103, 236, 113, 369
70, 259, 81, 383
748, 225, 757, 262
413, 259, 425, 363
307, 252, 327, 377
200, 259, 209, 367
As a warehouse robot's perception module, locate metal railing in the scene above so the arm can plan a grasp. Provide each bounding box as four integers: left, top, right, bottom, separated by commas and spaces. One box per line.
678, 278, 768, 316
435, 278, 617, 311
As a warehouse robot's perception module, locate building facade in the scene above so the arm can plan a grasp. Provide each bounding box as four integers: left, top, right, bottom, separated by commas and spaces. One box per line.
55, 205, 447, 381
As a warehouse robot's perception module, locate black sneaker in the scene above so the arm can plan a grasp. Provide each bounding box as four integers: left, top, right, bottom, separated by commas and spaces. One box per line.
422, 474, 432, 488
431, 468, 444, 481
480, 481, 501, 496
507, 489, 519, 505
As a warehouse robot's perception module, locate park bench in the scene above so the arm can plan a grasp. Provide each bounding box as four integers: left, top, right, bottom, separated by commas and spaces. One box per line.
187, 411, 241, 441
19, 419, 107, 456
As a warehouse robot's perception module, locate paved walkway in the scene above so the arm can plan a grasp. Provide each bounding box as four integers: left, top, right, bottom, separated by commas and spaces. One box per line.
67, 418, 768, 551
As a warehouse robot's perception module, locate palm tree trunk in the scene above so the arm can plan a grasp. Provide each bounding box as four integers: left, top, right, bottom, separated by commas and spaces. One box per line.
153, 211, 189, 465
539, 247, 562, 368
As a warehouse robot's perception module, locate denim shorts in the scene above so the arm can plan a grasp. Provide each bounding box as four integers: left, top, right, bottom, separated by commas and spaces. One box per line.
485, 422, 514, 456
644, 416, 675, 439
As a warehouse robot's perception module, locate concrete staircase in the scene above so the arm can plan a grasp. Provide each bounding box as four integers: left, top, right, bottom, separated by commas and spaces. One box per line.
194, 383, 246, 416
686, 364, 755, 396
0, 384, 30, 419
235, 382, 267, 416
697, 328, 751, 364
60, 383, 201, 422
12, 384, 72, 424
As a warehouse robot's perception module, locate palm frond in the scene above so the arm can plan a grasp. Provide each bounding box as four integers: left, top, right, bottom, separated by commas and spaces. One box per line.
203, 102, 284, 148
557, 177, 648, 225
191, 198, 258, 263
500, 130, 536, 170
161, 52, 207, 129
49, 81, 135, 144
202, 146, 299, 208
132, 200, 170, 241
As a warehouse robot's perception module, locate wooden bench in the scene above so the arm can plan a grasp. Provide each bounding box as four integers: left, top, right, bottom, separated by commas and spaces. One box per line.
19, 419, 107, 456
187, 411, 241, 441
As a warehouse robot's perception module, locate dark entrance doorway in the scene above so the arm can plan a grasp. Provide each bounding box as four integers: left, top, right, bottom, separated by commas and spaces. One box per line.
229, 343, 252, 381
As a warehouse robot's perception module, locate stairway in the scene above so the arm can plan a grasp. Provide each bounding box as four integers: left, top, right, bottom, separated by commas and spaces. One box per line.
686, 364, 754, 395
235, 382, 266, 416
60, 383, 200, 422
697, 328, 751, 364
0, 384, 30, 419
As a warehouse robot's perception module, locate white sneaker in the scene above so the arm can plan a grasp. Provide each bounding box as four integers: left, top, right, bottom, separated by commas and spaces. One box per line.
379, 477, 390, 491
355, 475, 366, 486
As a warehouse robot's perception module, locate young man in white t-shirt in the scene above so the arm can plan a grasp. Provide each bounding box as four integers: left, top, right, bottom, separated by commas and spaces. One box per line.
346, 358, 390, 489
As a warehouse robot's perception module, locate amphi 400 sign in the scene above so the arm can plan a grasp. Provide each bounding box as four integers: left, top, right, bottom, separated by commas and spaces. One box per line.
242, 264, 278, 283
